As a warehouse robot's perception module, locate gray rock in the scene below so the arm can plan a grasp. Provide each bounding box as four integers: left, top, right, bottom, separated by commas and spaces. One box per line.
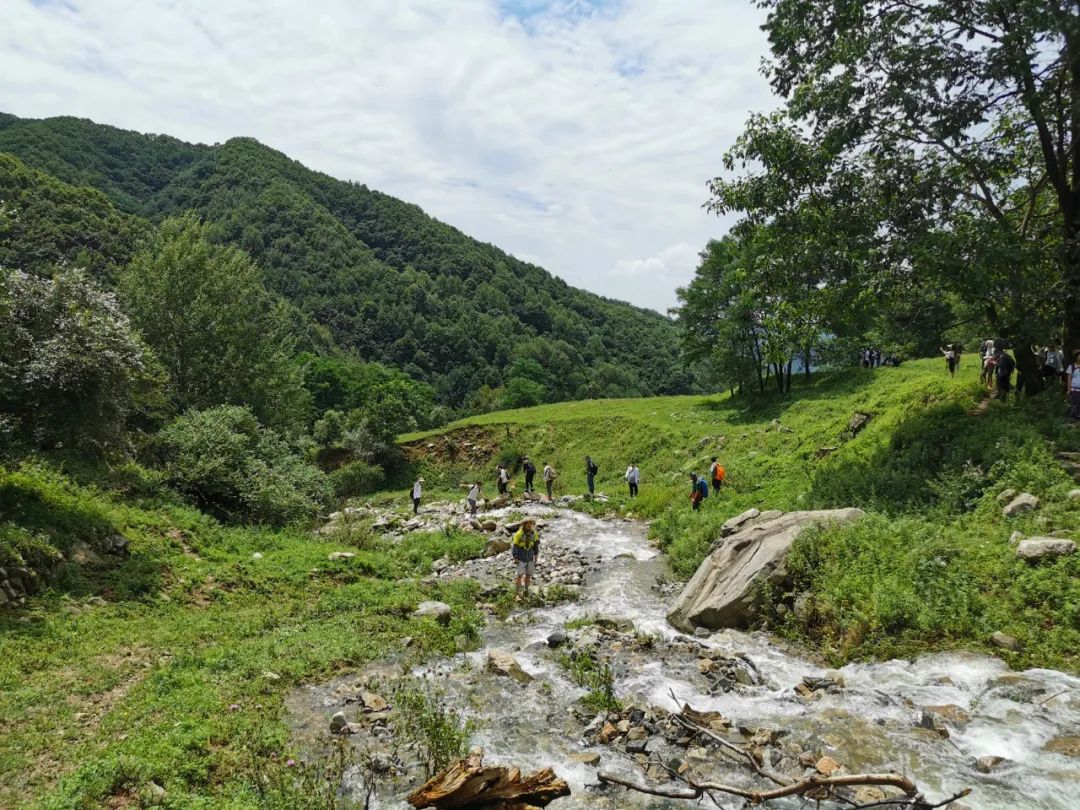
1008, 531, 1025, 545
1016, 537, 1076, 561
328, 551, 355, 560
414, 600, 452, 625
693, 627, 712, 639
626, 738, 650, 754
990, 631, 1022, 651
329, 711, 350, 733
483, 538, 510, 557
1069, 489, 1080, 501
997, 488, 1017, 503
547, 628, 568, 647
569, 751, 601, 766
68, 541, 102, 566
1003, 493, 1039, 517
719, 509, 760, 538
668, 509, 865, 632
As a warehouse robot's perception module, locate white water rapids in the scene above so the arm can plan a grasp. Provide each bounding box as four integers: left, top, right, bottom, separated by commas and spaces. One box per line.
293, 506, 1080, 809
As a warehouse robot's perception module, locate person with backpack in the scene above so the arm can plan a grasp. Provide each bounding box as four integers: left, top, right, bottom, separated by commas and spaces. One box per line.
941, 344, 958, 377
994, 348, 1016, 400
1042, 342, 1065, 382
585, 456, 598, 496
467, 481, 482, 515
624, 462, 640, 497
1066, 349, 1080, 420
689, 473, 708, 511
522, 457, 536, 493
511, 518, 540, 602
542, 462, 557, 501
410, 477, 423, 515
496, 464, 510, 496
708, 457, 725, 494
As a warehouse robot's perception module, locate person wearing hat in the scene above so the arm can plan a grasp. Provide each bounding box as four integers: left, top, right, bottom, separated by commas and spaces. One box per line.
511, 518, 540, 602
1066, 349, 1080, 420
411, 476, 424, 514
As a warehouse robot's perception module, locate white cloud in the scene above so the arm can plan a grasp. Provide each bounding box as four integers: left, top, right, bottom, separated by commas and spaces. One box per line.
0, 0, 775, 312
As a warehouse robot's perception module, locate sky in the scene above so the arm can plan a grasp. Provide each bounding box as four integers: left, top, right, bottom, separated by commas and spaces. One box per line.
1, 0, 775, 313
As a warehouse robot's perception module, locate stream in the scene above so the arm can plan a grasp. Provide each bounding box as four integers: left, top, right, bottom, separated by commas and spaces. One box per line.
289, 505, 1080, 809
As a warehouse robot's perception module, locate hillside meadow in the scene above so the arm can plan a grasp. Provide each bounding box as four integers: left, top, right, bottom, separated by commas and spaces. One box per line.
401, 357, 1080, 671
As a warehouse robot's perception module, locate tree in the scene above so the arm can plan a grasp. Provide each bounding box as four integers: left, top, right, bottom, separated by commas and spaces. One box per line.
119, 215, 308, 427
0, 268, 160, 452
746, 0, 1080, 356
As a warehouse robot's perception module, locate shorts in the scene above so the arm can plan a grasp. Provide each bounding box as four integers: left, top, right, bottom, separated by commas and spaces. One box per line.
515, 559, 536, 577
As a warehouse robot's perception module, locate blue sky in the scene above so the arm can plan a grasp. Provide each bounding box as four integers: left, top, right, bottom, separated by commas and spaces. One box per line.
1, 0, 773, 312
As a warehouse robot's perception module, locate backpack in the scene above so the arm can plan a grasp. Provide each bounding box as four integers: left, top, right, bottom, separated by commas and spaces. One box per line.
588, 461, 599, 476
696, 479, 709, 498
997, 353, 1015, 377
713, 464, 725, 483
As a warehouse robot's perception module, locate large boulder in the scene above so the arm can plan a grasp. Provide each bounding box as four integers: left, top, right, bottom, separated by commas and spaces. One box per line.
1016, 537, 1076, 562
667, 509, 865, 632
1003, 492, 1039, 517
413, 601, 452, 625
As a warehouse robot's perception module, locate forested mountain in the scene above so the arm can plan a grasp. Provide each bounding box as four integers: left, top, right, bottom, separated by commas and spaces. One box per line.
0, 113, 691, 407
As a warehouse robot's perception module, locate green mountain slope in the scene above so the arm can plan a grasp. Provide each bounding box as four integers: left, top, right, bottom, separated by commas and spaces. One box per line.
399, 358, 1080, 671
0, 113, 690, 406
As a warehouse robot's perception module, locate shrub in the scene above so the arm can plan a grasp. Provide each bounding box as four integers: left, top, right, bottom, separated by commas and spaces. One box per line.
157, 405, 330, 525
328, 460, 385, 498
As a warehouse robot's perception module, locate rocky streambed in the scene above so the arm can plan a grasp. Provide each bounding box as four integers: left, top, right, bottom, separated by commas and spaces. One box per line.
289, 505, 1080, 809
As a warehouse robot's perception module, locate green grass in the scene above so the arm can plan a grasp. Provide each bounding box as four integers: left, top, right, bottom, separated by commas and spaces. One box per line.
400, 358, 1080, 671
0, 463, 485, 808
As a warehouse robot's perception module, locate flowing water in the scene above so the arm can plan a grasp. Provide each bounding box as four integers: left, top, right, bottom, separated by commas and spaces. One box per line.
290, 506, 1080, 809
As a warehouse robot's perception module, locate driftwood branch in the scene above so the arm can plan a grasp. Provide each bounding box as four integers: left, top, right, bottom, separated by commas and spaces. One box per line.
408, 750, 570, 809
597, 697, 972, 808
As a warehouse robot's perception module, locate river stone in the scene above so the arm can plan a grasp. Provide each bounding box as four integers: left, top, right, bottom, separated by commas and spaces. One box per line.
990, 631, 1022, 651
668, 509, 866, 632
1016, 537, 1076, 561
976, 755, 1008, 773
486, 649, 533, 684
414, 601, 452, 625
483, 538, 510, 557
1009, 531, 1025, 545
547, 628, 568, 647
996, 488, 1017, 503
1003, 492, 1039, 517
329, 711, 349, 734
626, 738, 650, 754
815, 756, 841, 776
569, 751, 601, 766
360, 692, 389, 712
1043, 736, 1080, 758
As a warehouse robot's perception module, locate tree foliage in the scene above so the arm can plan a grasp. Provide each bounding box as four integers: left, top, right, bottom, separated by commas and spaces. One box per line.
0, 268, 160, 452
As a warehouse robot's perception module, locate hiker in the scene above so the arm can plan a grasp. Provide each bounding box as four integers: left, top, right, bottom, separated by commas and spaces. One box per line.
941, 344, 957, 377
542, 462, 557, 501
981, 340, 997, 386
410, 477, 423, 515
522, 457, 536, 493
496, 464, 510, 496
1067, 350, 1080, 420
708, 456, 725, 494
585, 456, 598, 496
511, 518, 540, 602
994, 347, 1016, 400
467, 481, 482, 515
689, 473, 708, 511
624, 462, 640, 497
1042, 342, 1065, 382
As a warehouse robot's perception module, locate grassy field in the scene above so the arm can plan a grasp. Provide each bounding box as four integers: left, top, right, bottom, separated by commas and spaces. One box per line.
402, 358, 1080, 671
0, 464, 485, 808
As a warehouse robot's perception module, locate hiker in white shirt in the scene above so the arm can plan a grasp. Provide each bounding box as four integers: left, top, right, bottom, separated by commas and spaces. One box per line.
466, 481, 481, 515
1042, 342, 1065, 382
410, 477, 423, 514
624, 463, 640, 497
542, 463, 557, 501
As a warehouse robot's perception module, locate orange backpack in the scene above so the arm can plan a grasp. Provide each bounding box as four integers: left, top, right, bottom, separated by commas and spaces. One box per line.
713, 464, 725, 482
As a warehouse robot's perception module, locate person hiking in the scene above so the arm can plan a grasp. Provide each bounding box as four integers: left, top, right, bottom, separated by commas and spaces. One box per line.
995, 347, 1016, 400
511, 518, 540, 602
467, 481, 482, 516
522, 457, 536, 493
585, 456, 598, 496
1042, 342, 1065, 382
496, 464, 510, 496
708, 456, 725, 494
410, 477, 423, 515
941, 344, 957, 377
542, 462, 557, 501
689, 473, 708, 511
624, 462, 640, 497
981, 340, 997, 386
1066, 349, 1080, 421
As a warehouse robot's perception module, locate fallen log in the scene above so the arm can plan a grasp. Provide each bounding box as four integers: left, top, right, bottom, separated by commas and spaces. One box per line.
407, 750, 571, 809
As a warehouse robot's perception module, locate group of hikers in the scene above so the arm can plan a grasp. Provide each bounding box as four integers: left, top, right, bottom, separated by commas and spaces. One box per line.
943, 339, 1080, 416
688, 457, 726, 510
860, 348, 902, 368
